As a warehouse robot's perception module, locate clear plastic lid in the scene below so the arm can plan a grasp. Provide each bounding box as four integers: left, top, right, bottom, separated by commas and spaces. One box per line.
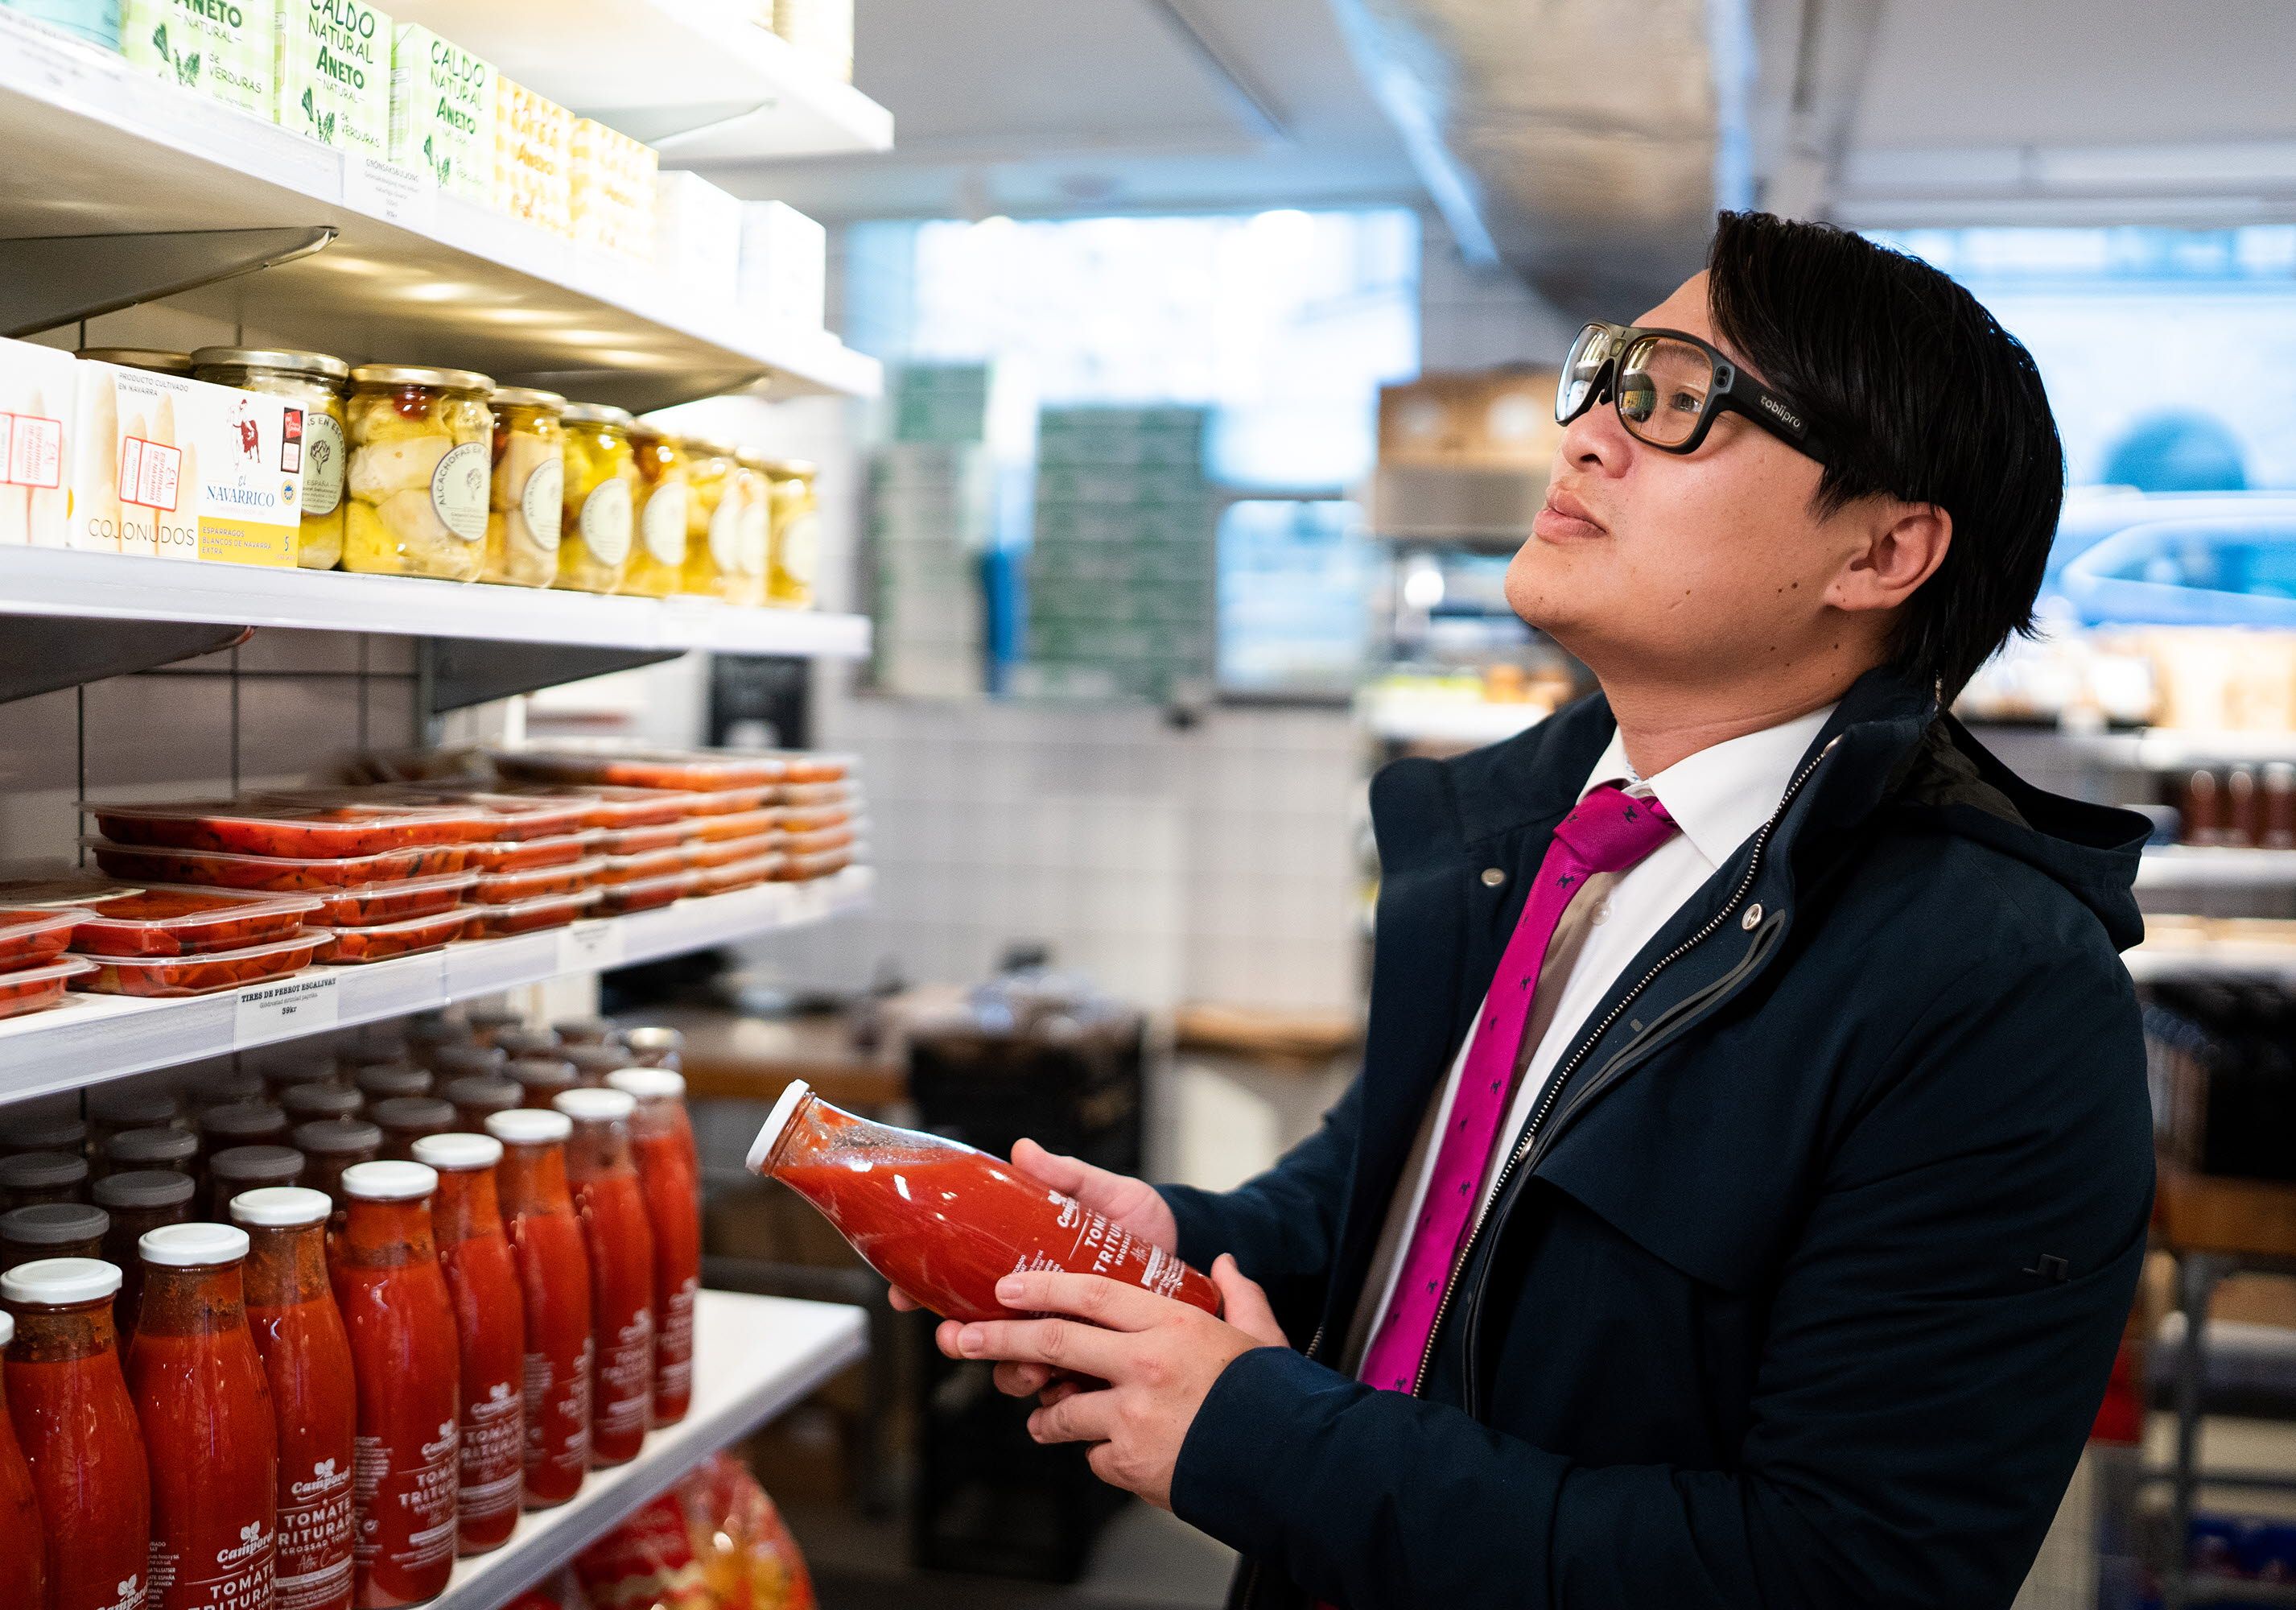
308, 906, 475, 964
600, 845, 688, 881
483, 782, 707, 830
0, 956, 97, 997
486, 1108, 571, 1145
2, 1257, 121, 1305
493, 743, 790, 791
411, 1133, 503, 1171
341, 1161, 437, 1201
307, 785, 597, 843
593, 822, 687, 857
469, 888, 603, 933
0, 908, 78, 958
86, 797, 495, 857
229, 1185, 332, 1227
779, 781, 859, 807
686, 807, 779, 843
474, 858, 607, 902
597, 869, 696, 910
84, 932, 325, 990
84, 838, 473, 891
139, 1222, 249, 1265
465, 833, 597, 873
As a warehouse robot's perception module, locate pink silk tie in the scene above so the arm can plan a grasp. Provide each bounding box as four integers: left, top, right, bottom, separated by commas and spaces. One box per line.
1358, 782, 1681, 1395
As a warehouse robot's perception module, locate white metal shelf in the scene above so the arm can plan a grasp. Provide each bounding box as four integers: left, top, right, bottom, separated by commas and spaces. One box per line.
0, 13, 880, 409
0, 547, 871, 657
390, 0, 892, 161
435, 1290, 866, 1608
0, 868, 872, 1103
2125, 939, 2296, 984
2137, 845, 2296, 890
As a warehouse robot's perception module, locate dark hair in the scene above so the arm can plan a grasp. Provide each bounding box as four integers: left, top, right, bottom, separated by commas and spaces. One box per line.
1704, 211, 2064, 700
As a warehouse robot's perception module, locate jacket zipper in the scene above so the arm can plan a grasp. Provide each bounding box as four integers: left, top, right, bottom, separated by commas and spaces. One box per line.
1404, 735, 1838, 1399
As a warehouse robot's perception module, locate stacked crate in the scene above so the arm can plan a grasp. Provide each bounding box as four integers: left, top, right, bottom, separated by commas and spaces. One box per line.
1020, 406, 1214, 702
868, 440, 991, 698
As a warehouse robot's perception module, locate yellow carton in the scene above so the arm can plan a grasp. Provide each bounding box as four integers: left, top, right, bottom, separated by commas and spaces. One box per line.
68, 361, 303, 565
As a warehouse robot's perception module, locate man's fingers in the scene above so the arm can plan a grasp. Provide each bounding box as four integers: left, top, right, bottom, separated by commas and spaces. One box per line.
1010, 1137, 1093, 1195
947, 1314, 1132, 1377
993, 1269, 1168, 1331
1210, 1255, 1288, 1348
992, 1361, 1055, 1398
1038, 1376, 1086, 1408
1028, 1384, 1117, 1446
888, 1286, 921, 1313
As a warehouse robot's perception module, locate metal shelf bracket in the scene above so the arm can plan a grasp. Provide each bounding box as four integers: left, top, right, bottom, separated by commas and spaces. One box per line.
0, 617, 252, 703
418, 638, 685, 713
0, 225, 336, 336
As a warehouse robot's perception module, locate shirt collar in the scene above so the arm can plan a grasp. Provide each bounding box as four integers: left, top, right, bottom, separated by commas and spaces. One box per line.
1582, 703, 1839, 869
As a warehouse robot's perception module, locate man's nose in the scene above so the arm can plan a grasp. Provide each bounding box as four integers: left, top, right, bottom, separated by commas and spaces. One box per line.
1559, 388, 1634, 476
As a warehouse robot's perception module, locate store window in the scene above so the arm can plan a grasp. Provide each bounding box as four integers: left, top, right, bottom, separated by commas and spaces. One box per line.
851, 208, 1420, 696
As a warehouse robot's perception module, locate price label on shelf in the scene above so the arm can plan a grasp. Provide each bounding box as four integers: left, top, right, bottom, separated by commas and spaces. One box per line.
233, 974, 340, 1044
344, 156, 436, 233
557, 920, 626, 976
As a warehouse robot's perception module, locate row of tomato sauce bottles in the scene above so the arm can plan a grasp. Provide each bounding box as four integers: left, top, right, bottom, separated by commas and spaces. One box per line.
0, 1070, 703, 1610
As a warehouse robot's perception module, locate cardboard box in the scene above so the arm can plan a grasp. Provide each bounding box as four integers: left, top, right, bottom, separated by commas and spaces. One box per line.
653, 170, 744, 304
571, 117, 657, 262
736, 200, 826, 330
1379, 369, 1561, 469
0, 336, 77, 548
276, 0, 390, 156
390, 23, 494, 200
125, 0, 278, 118
67, 361, 303, 565
493, 77, 573, 237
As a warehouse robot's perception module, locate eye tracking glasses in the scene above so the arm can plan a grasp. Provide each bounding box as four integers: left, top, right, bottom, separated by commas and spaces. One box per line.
1557, 322, 1828, 466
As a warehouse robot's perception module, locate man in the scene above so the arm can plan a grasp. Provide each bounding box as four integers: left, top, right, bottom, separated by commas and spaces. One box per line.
913, 211, 2155, 1609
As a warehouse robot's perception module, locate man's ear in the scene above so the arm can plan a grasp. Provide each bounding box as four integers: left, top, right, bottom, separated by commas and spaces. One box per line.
1829, 500, 1951, 615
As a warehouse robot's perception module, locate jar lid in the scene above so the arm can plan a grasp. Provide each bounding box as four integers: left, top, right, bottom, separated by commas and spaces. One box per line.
486, 1108, 572, 1146
371, 1096, 455, 1132
200, 1102, 286, 1140
606, 1067, 686, 1102
229, 1186, 332, 1228
140, 1222, 249, 1266
94, 1170, 196, 1210
0, 1151, 86, 1190
487, 386, 568, 410
554, 1088, 635, 1123
747, 1078, 811, 1173
443, 1075, 521, 1113
342, 1161, 437, 1202
6, 1116, 86, 1151
434, 1046, 508, 1080
0, 1312, 12, 1346
552, 1016, 621, 1046
624, 1026, 685, 1059
495, 1027, 560, 1060
1, 1203, 108, 1245
2, 1257, 121, 1306
254, 1051, 339, 1090
193, 1071, 268, 1107
281, 1083, 363, 1121
412, 1133, 503, 1171
562, 402, 638, 427
353, 1063, 433, 1100
682, 436, 740, 458
190, 346, 351, 381
88, 1088, 179, 1129
564, 1046, 634, 1082
507, 1056, 576, 1091
465, 1005, 527, 1032
105, 1126, 198, 1166
292, 1117, 382, 1156
349, 364, 494, 394
405, 1012, 468, 1047
210, 1145, 305, 1185
77, 347, 193, 374
764, 459, 818, 478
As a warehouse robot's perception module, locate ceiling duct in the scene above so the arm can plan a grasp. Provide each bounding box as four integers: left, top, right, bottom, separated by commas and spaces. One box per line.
1330, 0, 1753, 320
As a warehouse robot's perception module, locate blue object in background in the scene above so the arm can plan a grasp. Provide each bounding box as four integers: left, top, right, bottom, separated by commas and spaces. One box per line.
2059, 501, 2296, 625
2, 0, 120, 48
2103, 411, 2251, 493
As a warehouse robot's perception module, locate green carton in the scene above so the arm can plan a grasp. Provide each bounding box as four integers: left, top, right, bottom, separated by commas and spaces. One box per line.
390, 23, 493, 199
126, 0, 278, 118
277, 0, 389, 156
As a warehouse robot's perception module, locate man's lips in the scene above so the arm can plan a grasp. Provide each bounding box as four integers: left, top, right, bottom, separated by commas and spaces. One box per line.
1533, 487, 1607, 541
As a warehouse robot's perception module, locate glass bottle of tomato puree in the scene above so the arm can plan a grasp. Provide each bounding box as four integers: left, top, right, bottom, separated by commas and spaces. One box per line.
128, 1223, 278, 1610
747, 1080, 1221, 1322
0, 1313, 46, 1609
410, 1133, 526, 1553
605, 1069, 699, 1426
329, 1162, 460, 1608
3, 1256, 151, 1610
484, 1110, 592, 1507
232, 1187, 356, 1610
553, 1090, 655, 1467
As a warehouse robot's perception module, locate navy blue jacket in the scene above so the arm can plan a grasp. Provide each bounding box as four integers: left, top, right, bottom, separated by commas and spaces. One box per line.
1162, 667, 2155, 1610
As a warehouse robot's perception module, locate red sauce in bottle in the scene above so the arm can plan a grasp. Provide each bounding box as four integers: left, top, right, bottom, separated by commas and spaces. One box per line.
234, 1187, 357, 1610
553, 1091, 655, 1468
4, 1257, 152, 1610
484, 1111, 592, 1508
0, 1312, 47, 1609
127, 1224, 278, 1610
608, 1070, 699, 1426
748, 1082, 1220, 1323
328, 1163, 460, 1608
412, 1134, 526, 1554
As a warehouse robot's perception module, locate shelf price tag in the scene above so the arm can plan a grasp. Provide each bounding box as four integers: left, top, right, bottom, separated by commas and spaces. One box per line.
233, 974, 340, 1045
557, 920, 626, 976
344, 156, 437, 233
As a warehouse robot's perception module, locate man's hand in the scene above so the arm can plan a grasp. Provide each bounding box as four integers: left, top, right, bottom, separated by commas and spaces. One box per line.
932, 1256, 1286, 1509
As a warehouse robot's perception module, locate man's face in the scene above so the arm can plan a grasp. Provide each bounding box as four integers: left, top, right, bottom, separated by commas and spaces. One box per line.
1506, 271, 1864, 687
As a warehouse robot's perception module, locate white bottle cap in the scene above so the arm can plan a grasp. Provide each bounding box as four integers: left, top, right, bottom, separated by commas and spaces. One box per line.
341, 1161, 438, 1202
139, 1222, 251, 1267
0, 1311, 11, 1348
412, 1133, 504, 1171
554, 1088, 636, 1123
486, 1108, 572, 1145
746, 1078, 811, 1174
229, 1187, 332, 1228
2, 1257, 122, 1307
605, 1067, 686, 1101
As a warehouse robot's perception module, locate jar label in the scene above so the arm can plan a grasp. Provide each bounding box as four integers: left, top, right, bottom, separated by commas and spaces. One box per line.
302, 412, 344, 518
274, 1455, 354, 1610
598, 1311, 655, 1443
459, 1376, 526, 1521
580, 480, 632, 566
520, 457, 564, 551
430, 442, 488, 543
781, 510, 820, 585
708, 488, 742, 572
740, 502, 769, 576
641, 482, 688, 566
147, 1521, 272, 1610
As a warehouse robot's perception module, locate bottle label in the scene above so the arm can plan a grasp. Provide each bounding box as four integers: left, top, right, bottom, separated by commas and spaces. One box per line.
1049, 1195, 1190, 1301
430, 442, 488, 542
352, 1423, 459, 1576
641, 482, 688, 566
579, 480, 631, 566
598, 1311, 654, 1442
302, 412, 344, 518
523, 1338, 594, 1473
274, 1455, 354, 1610
147, 1522, 273, 1610
520, 457, 564, 551
656, 1274, 698, 1397
95, 1573, 148, 1610
460, 1376, 526, 1521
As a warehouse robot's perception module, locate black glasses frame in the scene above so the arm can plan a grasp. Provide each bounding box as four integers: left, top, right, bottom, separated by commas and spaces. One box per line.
1557, 321, 1828, 466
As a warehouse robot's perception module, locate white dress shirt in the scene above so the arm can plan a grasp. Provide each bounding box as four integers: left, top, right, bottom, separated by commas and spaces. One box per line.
1350, 703, 1837, 1360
